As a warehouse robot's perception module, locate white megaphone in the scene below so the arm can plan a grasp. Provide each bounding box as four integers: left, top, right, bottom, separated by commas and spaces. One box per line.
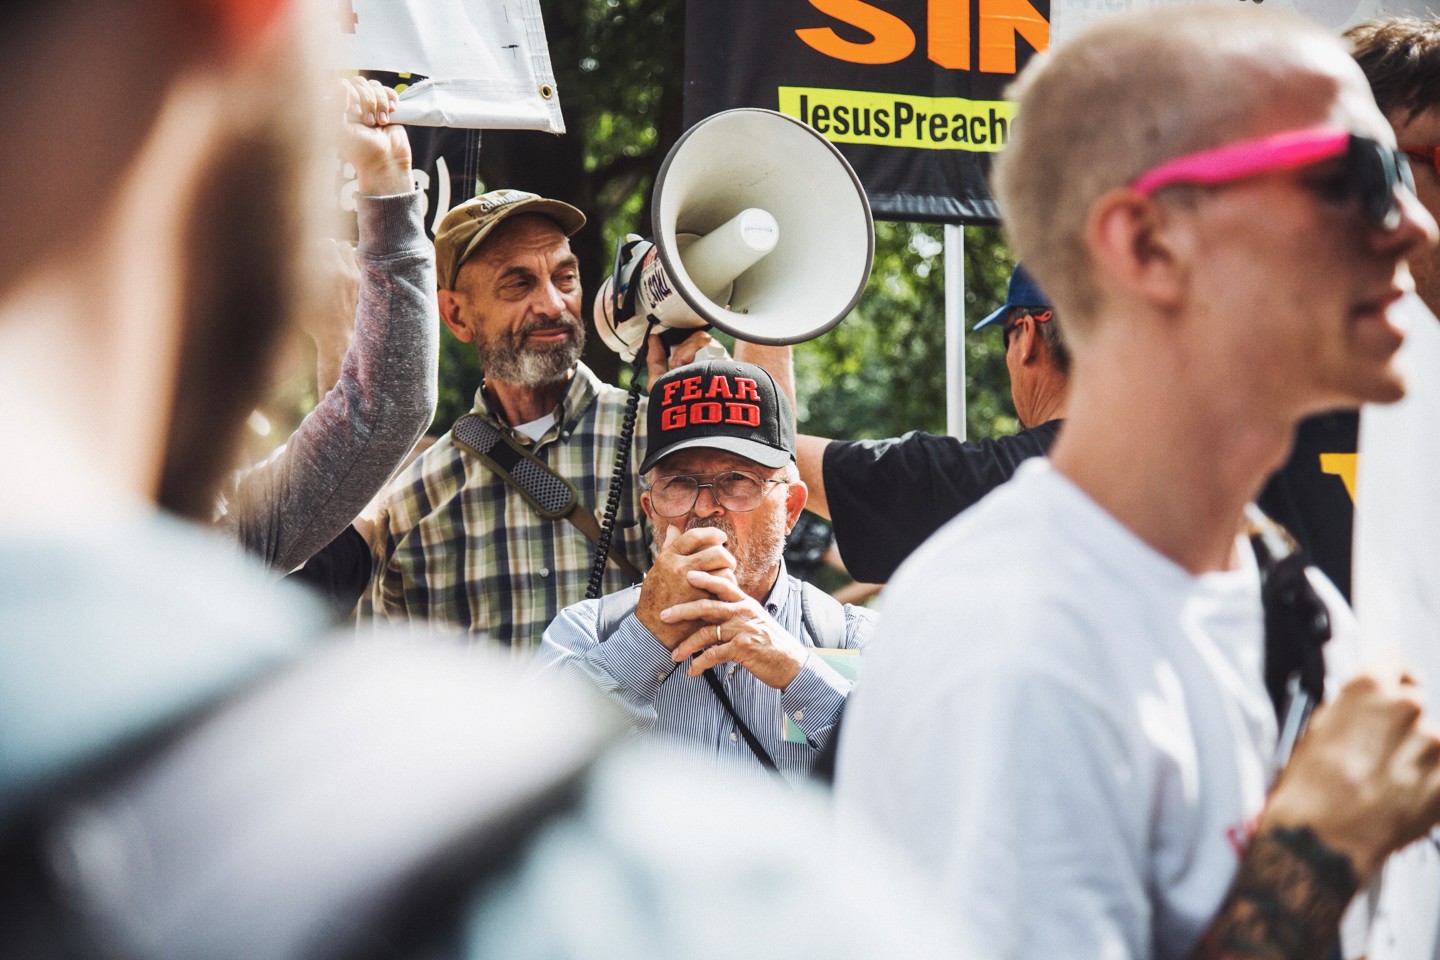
594, 108, 874, 362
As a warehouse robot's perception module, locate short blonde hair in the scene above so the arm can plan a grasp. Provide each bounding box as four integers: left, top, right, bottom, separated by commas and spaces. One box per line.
992, 5, 1343, 338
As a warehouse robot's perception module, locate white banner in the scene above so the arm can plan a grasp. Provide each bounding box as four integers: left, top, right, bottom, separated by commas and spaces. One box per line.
326, 0, 565, 133
1052, 0, 1431, 40
1354, 295, 1440, 960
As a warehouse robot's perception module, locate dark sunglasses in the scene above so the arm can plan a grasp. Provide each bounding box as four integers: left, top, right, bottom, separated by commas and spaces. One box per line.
1132, 127, 1416, 230
1347, 135, 1417, 229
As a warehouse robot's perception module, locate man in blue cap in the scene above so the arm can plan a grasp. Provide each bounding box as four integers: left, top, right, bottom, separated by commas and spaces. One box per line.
796, 264, 1070, 584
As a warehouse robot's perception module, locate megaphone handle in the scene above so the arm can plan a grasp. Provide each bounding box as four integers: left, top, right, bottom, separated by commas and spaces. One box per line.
656, 325, 699, 351
654, 325, 728, 365
646, 324, 729, 369
693, 341, 729, 363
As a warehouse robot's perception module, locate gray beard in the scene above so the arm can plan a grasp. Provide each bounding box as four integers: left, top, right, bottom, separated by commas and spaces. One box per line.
683, 511, 787, 596
479, 313, 586, 387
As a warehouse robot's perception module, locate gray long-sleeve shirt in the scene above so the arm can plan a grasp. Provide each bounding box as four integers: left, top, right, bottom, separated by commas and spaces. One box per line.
222, 189, 438, 573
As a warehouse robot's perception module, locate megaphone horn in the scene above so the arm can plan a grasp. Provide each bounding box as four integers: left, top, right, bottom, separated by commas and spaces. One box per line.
594, 108, 874, 361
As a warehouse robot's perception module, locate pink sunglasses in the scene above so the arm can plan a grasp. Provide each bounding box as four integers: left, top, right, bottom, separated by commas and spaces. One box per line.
1131, 126, 1416, 229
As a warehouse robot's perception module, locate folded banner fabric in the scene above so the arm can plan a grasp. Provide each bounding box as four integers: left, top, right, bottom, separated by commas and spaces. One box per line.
327, 0, 564, 132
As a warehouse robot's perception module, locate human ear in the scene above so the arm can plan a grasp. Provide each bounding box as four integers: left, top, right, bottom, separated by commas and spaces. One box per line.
1086, 187, 1189, 311
1015, 316, 1039, 364
783, 478, 808, 531
437, 290, 475, 343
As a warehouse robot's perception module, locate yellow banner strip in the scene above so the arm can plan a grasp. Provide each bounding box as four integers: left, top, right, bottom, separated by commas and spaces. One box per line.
777, 86, 1016, 152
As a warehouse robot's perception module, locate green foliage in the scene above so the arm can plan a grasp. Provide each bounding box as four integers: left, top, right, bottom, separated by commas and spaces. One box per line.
795, 222, 1018, 442
434, 0, 1022, 445
432, 329, 483, 431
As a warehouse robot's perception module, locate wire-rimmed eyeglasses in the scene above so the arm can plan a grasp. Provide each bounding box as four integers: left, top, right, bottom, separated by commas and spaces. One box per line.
647, 470, 788, 518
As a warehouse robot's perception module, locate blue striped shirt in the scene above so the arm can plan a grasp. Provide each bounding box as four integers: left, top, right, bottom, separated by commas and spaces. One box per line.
531, 566, 875, 783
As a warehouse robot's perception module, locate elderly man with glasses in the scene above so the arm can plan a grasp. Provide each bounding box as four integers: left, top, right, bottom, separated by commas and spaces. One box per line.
837, 7, 1440, 960
532, 359, 874, 783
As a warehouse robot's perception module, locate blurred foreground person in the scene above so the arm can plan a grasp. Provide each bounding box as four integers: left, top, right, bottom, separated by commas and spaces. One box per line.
0, 1, 958, 958
837, 7, 1440, 960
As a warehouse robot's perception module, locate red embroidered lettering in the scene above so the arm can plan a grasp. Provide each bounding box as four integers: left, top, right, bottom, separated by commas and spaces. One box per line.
726, 402, 760, 426
691, 402, 723, 424
706, 377, 735, 399
680, 376, 703, 401
734, 378, 760, 401
661, 407, 687, 431
662, 381, 682, 405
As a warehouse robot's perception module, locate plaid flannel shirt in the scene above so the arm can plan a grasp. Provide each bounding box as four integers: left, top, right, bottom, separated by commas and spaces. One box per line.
368, 363, 652, 658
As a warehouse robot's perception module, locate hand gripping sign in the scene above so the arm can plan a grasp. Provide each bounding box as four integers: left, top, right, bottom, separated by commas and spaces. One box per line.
327, 0, 564, 132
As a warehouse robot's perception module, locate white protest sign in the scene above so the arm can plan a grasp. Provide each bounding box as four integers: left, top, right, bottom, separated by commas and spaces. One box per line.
1355, 297, 1440, 960
1052, 0, 1430, 40
326, 0, 564, 132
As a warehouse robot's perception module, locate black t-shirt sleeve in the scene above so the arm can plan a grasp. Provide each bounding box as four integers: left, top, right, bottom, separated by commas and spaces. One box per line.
821, 421, 1061, 583
1256, 411, 1358, 602
285, 524, 373, 613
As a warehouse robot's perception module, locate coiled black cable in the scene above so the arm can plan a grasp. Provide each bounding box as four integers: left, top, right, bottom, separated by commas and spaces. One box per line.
585, 321, 658, 599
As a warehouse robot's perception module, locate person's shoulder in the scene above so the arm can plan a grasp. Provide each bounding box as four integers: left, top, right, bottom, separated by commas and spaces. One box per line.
826, 424, 1057, 473
899, 458, 1058, 549
370, 433, 470, 542
961, 419, 1060, 460
878, 464, 1097, 636
391, 432, 462, 491
0, 510, 327, 810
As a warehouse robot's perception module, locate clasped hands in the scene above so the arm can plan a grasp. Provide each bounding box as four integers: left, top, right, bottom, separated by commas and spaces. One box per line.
635, 526, 808, 689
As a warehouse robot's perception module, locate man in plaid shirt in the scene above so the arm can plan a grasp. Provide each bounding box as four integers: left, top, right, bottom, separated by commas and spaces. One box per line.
368, 190, 783, 656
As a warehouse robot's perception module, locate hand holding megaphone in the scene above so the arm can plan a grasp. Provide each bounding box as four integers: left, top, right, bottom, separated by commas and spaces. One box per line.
595, 207, 779, 361
593, 108, 873, 364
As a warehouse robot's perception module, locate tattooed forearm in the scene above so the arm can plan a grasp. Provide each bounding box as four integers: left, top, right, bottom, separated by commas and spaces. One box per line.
1191, 826, 1359, 960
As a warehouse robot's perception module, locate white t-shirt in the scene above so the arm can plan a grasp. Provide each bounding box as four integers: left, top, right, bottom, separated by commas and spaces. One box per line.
514, 412, 558, 442
836, 458, 1358, 960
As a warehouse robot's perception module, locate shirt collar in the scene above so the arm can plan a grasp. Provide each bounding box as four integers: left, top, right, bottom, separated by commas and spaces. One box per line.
470, 361, 603, 435
759, 559, 793, 616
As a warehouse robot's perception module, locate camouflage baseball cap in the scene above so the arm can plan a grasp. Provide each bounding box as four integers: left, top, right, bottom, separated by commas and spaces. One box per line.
433, 189, 586, 290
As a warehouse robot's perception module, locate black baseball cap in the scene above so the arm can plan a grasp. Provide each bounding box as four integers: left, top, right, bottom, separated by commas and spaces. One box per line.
640, 359, 795, 474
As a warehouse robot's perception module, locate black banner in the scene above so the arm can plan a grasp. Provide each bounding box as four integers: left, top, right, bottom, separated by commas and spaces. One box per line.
684, 0, 1050, 224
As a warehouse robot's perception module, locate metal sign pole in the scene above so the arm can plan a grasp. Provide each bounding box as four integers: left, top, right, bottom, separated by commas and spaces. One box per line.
944, 223, 966, 440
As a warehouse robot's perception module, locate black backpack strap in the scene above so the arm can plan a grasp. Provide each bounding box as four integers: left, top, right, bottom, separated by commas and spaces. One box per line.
703, 670, 782, 776
1245, 504, 1332, 766
452, 413, 644, 584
